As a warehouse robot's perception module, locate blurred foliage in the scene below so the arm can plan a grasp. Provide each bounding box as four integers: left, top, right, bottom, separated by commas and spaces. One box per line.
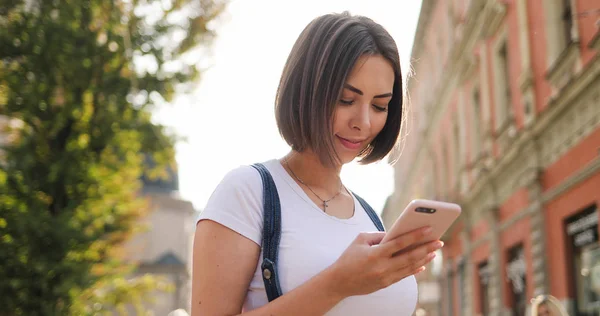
0, 0, 226, 314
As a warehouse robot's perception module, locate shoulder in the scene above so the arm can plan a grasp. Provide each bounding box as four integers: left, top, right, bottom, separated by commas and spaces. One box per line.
202, 164, 264, 213
218, 160, 284, 191
199, 164, 266, 245
222, 164, 262, 185
214, 164, 265, 195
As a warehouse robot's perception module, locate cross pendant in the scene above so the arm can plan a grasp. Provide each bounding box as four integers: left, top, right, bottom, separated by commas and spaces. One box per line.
323, 201, 328, 210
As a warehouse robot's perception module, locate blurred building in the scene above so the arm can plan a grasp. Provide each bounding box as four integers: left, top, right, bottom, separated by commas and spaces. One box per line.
124, 158, 197, 315
382, 1, 600, 315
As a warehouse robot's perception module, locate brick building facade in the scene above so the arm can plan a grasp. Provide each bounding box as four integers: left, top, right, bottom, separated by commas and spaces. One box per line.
382, 1, 600, 315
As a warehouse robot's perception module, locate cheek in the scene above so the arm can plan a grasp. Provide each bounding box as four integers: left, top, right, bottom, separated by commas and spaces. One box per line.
332, 107, 350, 131
372, 114, 388, 133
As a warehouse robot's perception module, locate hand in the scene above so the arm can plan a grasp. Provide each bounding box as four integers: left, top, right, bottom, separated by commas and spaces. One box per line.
327, 227, 443, 298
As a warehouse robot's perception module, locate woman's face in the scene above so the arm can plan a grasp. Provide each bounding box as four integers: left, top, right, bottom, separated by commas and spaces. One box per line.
332, 54, 394, 164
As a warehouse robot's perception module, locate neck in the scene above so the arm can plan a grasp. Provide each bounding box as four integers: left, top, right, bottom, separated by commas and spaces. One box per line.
283, 150, 342, 194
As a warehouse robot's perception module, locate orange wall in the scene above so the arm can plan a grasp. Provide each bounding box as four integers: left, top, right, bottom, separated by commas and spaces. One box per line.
526, 0, 553, 114
471, 218, 490, 243
542, 127, 600, 190
499, 188, 530, 222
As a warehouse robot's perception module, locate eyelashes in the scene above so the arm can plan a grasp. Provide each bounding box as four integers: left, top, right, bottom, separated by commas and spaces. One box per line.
373, 105, 388, 112
339, 100, 388, 112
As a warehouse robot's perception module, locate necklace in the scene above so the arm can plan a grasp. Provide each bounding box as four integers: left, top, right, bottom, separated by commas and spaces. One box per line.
284, 157, 343, 212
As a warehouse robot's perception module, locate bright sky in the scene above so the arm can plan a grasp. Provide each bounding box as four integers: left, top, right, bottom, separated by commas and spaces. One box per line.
157, 0, 422, 214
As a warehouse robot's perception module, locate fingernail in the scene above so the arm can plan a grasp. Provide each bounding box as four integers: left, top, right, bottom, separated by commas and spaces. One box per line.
428, 252, 436, 260
423, 227, 433, 235
435, 241, 444, 249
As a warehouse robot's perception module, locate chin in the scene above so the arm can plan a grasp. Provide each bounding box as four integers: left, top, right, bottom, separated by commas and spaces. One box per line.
336, 152, 360, 165
339, 157, 355, 165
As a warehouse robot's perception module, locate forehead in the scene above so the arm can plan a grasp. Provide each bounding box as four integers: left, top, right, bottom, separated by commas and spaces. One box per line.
344, 54, 395, 92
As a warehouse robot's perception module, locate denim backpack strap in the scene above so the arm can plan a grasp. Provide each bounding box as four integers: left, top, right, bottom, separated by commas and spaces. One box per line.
353, 192, 385, 232
250, 163, 283, 301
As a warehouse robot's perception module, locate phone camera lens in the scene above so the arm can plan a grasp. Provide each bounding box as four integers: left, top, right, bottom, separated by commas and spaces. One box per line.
416, 207, 436, 214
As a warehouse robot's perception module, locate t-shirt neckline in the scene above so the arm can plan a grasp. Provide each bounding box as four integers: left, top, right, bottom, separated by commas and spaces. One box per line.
265, 159, 360, 225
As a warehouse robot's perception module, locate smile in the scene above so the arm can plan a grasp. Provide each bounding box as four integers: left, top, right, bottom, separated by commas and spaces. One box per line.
336, 135, 365, 150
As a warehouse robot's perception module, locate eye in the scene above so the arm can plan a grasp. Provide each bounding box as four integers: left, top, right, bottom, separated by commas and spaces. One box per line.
373, 105, 388, 112
339, 99, 354, 105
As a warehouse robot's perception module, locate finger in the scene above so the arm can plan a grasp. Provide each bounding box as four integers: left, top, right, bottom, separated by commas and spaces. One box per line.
413, 266, 427, 275
387, 251, 437, 285
376, 226, 432, 256
355, 232, 387, 246
389, 240, 443, 271
400, 249, 437, 273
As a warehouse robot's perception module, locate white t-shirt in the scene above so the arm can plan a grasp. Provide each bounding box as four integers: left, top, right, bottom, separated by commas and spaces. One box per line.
198, 159, 418, 315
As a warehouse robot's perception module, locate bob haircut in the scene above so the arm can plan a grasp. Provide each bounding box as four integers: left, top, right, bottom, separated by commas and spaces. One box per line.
275, 12, 404, 167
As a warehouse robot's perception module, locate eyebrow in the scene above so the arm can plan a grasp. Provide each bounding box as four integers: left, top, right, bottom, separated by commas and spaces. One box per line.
344, 84, 393, 99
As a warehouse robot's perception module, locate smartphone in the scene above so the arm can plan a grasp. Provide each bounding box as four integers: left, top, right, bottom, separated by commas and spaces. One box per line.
380, 199, 461, 245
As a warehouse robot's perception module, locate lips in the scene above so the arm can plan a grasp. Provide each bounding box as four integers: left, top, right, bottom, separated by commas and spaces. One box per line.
336, 135, 365, 150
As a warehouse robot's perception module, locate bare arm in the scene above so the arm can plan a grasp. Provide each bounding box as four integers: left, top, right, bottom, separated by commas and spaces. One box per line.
191, 220, 344, 316
192, 220, 441, 316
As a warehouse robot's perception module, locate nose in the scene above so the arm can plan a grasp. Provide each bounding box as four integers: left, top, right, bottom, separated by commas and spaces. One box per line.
351, 102, 371, 131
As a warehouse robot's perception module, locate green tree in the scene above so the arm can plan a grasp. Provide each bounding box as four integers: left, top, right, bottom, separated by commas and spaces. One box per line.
0, 0, 225, 314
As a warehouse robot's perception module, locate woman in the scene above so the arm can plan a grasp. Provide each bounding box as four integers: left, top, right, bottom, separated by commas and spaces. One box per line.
192, 12, 443, 315
530, 295, 569, 316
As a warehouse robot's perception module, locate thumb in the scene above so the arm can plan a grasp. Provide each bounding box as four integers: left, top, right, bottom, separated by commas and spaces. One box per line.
356, 232, 386, 246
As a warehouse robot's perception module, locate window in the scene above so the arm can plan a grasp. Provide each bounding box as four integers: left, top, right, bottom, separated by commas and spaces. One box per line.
442, 142, 451, 196
457, 260, 467, 315
478, 261, 491, 316
507, 245, 527, 316
543, 0, 579, 72
446, 269, 455, 316
524, 100, 532, 117
566, 204, 600, 316
453, 118, 461, 182
472, 87, 482, 159
431, 152, 440, 198
498, 41, 511, 112
494, 37, 512, 131
561, 0, 574, 45
426, 157, 436, 198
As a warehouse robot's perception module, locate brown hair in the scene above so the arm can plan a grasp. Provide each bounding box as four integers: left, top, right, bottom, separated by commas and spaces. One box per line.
275, 12, 404, 166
